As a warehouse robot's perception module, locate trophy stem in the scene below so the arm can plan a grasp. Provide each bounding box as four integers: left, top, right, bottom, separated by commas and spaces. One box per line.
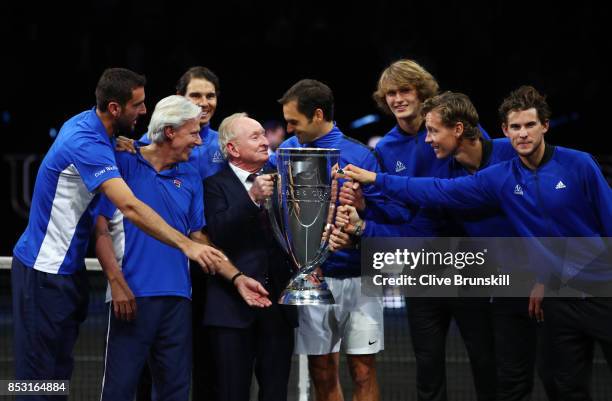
278, 269, 335, 305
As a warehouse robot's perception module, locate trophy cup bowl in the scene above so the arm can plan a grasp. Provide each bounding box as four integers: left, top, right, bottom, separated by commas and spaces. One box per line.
265, 147, 340, 305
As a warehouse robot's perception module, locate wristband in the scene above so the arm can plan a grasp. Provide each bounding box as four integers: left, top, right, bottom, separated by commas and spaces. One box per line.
231, 271, 244, 284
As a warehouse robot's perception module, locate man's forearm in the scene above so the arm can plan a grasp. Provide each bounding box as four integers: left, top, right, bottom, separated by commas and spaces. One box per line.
94, 218, 125, 282
189, 230, 213, 246
215, 259, 242, 281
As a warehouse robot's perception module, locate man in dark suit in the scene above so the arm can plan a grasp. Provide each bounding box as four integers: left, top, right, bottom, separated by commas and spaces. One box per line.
203, 112, 298, 401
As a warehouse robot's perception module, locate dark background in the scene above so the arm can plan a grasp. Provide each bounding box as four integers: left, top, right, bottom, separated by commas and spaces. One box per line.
1, 1, 609, 255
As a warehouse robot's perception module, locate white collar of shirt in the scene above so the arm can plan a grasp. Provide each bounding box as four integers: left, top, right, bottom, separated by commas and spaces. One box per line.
229, 162, 256, 192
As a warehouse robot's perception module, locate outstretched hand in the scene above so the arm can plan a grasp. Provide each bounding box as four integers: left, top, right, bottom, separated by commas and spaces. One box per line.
234, 276, 272, 308
334, 164, 377, 184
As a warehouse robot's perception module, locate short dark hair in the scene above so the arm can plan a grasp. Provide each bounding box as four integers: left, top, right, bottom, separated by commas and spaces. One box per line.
278, 79, 334, 121
499, 85, 551, 125
176, 66, 220, 96
95, 68, 146, 112
422, 91, 481, 140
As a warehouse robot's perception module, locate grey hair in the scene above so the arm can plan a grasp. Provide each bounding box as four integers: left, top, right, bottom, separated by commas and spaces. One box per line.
147, 95, 202, 144
218, 112, 249, 158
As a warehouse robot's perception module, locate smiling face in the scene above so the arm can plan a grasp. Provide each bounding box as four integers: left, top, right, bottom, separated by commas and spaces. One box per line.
424, 110, 461, 159
227, 117, 269, 168
114, 87, 147, 134
184, 78, 217, 126
502, 108, 548, 158
282, 100, 323, 144
384, 84, 422, 121
167, 118, 202, 162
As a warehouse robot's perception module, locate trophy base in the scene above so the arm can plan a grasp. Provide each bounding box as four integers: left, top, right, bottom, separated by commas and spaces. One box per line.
278, 273, 336, 305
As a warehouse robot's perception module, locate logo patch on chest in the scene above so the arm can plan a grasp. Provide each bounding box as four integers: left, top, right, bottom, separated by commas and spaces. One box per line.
395, 160, 406, 172
514, 184, 524, 196
212, 150, 224, 163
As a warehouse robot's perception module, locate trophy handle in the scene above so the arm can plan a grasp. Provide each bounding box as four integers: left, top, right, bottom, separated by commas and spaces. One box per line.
264, 173, 289, 255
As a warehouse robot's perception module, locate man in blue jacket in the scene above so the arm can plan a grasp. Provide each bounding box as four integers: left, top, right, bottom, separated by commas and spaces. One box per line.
342, 91, 515, 401
340, 86, 612, 401
338, 91, 555, 401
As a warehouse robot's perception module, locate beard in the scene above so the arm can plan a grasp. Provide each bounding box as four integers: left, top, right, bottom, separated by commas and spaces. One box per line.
114, 115, 137, 136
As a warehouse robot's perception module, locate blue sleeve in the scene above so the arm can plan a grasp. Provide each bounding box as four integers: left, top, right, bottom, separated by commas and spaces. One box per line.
362, 208, 441, 237
356, 151, 414, 223
96, 194, 117, 219
583, 155, 612, 236
72, 134, 121, 192
362, 219, 422, 237
189, 178, 205, 232
374, 170, 499, 210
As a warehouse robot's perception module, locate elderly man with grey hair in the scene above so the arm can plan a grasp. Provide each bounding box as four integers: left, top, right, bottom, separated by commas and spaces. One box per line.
202, 113, 301, 401
94, 98, 272, 401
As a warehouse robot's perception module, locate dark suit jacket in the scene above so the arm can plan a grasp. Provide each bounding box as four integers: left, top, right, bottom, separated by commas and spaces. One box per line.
202, 163, 297, 329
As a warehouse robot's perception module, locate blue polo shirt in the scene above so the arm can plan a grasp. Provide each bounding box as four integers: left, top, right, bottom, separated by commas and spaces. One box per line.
97, 149, 205, 299
13, 108, 121, 274
139, 124, 224, 179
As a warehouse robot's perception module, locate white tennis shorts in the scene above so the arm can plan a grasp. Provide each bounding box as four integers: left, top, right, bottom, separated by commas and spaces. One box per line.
295, 276, 384, 355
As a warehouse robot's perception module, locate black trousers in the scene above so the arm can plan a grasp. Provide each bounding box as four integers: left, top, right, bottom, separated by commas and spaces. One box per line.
544, 297, 612, 401
492, 297, 557, 401
206, 303, 294, 401
407, 297, 496, 401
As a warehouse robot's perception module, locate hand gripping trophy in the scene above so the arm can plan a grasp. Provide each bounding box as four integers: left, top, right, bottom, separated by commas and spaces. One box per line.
265, 148, 341, 305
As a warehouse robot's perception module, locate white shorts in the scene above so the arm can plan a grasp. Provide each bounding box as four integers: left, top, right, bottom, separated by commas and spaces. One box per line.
295, 277, 384, 355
